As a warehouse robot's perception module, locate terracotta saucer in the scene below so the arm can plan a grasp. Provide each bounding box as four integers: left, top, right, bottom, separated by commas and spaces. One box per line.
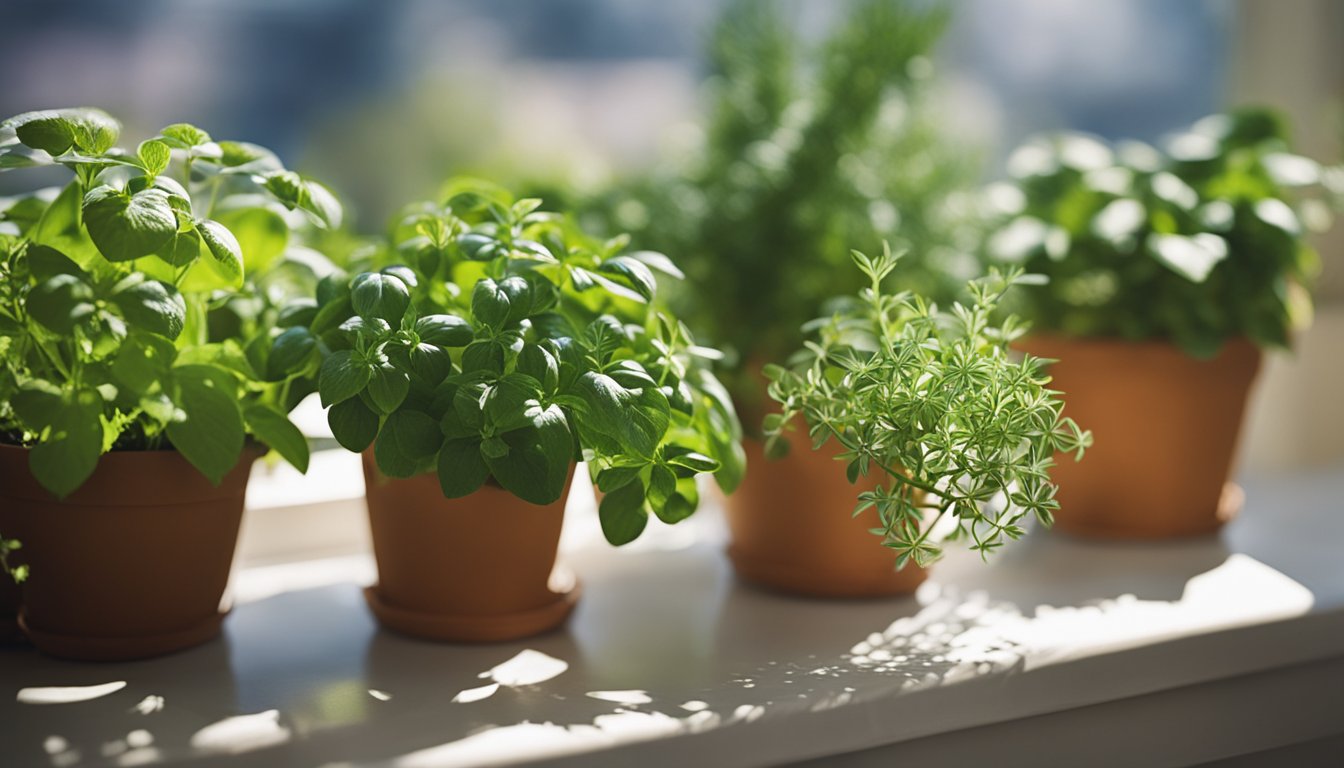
19, 610, 228, 661
364, 581, 581, 643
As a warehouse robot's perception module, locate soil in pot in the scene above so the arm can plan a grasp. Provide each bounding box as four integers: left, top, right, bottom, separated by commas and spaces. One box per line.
1017, 336, 1262, 539
362, 454, 578, 643
724, 437, 927, 598
0, 444, 258, 661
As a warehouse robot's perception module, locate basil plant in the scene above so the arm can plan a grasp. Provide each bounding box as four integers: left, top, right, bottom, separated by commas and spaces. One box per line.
765, 245, 1091, 568
984, 108, 1340, 357
0, 107, 342, 501
303, 180, 744, 545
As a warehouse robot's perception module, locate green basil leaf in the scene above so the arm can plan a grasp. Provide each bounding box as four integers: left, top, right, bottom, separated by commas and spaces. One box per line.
137, 139, 172, 176
486, 404, 573, 505
268, 326, 317, 379
26, 274, 95, 333
647, 464, 677, 511
7, 108, 120, 156
28, 388, 104, 498
213, 207, 288, 273
595, 464, 642, 493
328, 396, 379, 453
196, 219, 245, 287
663, 447, 720, 474
351, 272, 410, 324
414, 314, 473, 347
25, 244, 86, 281
471, 278, 510, 327
374, 409, 442, 478
168, 365, 245, 485
437, 437, 489, 498
573, 371, 670, 458
110, 332, 177, 395
82, 185, 177, 262
598, 479, 648, 546
368, 364, 411, 414
158, 123, 211, 149
461, 339, 505, 374
409, 342, 453, 385
517, 343, 559, 394
597, 255, 658, 302
318, 349, 372, 407
11, 380, 66, 430
483, 373, 543, 432
109, 276, 186, 340
244, 404, 309, 473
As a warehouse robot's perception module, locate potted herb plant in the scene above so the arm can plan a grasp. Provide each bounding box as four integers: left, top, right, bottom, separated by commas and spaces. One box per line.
984, 108, 1337, 538
749, 246, 1089, 596
0, 108, 339, 659
302, 179, 742, 642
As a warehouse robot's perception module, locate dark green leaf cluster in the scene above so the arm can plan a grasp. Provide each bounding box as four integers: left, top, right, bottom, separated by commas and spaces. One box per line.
526, 0, 983, 412
764, 245, 1091, 568
303, 178, 744, 546
0, 107, 341, 498
0, 534, 26, 584
983, 108, 1340, 357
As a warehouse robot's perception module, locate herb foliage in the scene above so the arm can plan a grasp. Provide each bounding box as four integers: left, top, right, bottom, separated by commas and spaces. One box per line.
764, 245, 1091, 567
304, 179, 743, 545
0, 107, 341, 500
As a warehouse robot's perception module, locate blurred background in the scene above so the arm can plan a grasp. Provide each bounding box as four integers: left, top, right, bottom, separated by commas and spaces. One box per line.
2, 0, 1341, 471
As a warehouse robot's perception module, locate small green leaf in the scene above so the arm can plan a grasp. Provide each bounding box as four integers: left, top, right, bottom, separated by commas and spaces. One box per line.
159, 123, 211, 149
486, 404, 573, 504
598, 255, 658, 301
197, 219, 245, 287
111, 332, 177, 394
268, 327, 317, 379
109, 276, 186, 339
471, 278, 510, 327
244, 404, 309, 473
374, 409, 442, 477
167, 366, 245, 485
599, 479, 648, 545
414, 314, 473, 347
137, 139, 172, 176
82, 186, 177, 262
351, 272, 410, 324
437, 438, 490, 498
368, 365, 411, 414
647, 464, 677, 510
318, 350, 372, 407
6, 108, 120, 156
517, 343, 559, 393
328, 397, 379, 452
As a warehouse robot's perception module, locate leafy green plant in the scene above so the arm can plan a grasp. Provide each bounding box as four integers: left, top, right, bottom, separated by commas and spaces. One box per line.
0, 107, 342, 499
529, 0, 982, 415
0, 535, 25, 584
302, 179, 743, 545
764, 245, 1091, 567
983, 108, 1341, 357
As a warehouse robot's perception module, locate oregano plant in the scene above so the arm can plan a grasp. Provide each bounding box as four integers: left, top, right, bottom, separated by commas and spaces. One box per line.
303, 179, 744, 545
0, 107, 341, 500
763, 245, 1091, 568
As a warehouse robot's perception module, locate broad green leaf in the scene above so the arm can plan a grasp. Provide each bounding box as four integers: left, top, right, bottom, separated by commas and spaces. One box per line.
82, 186, 177, 262
28, 388, 104, 498
213, 207, 288, 273
167, 366, 246, 485
137, 139, 171, 176
351, 272, 410, 324
460, 340, 505, 374
628, 250, 685, 279
109, 276, 186, 339
244, 404, 310, 473
374, 409, 442, 478
368, 364, 411, 414
1148, 233, 1228, 283
26, 274, 95, 333
595, 464, 642, 493
437, 437, 490, 498
267, 326, 317, 379
409, 342, 453, 385
302, 179, 343, 229
483, 373, 543, 432
6, 108, 120, 156
573, 371, 670, 458
26, 244, 85, 280
598, 479, 648, 545
414, 314, 473, 347
110, 332, 177, 394
647, 464, 677, 511
197, 219, 245, 287
663, 447, 720, 474
471, 278, 511, 327
517, 343, 559, 393
158, 123, 211, 149
328, 397, 379, 452
486, 405, 573, 505
318, 350, 372, 407
597, 255, 658, 301
11, 380, 65, 429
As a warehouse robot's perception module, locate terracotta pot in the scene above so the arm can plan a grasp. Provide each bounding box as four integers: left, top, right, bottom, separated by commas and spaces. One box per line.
724, 437, 927, 598
362, 454, 578, 642
0, 443, 258, 660
1017, 335, 1262, 539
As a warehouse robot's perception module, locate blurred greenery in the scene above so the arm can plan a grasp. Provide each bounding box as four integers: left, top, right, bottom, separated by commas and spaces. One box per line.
984, 108, 1341, 357
522, 0, 986, 420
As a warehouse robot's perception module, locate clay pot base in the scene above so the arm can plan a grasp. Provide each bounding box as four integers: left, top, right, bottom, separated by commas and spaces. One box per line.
727, 544, 927, 599
1054, 482, 1245, 541
18, 610, 228, 662
364, 581, 581, 643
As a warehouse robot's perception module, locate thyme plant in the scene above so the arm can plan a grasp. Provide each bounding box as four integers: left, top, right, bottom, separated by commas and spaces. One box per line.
764, 246, 1091, 568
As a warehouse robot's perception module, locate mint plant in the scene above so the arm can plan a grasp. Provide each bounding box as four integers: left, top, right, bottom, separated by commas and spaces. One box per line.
984, 108, 1340, 357
764, 246, 1091, 568
304, 180, 743, 545
0, 107, 341, 498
